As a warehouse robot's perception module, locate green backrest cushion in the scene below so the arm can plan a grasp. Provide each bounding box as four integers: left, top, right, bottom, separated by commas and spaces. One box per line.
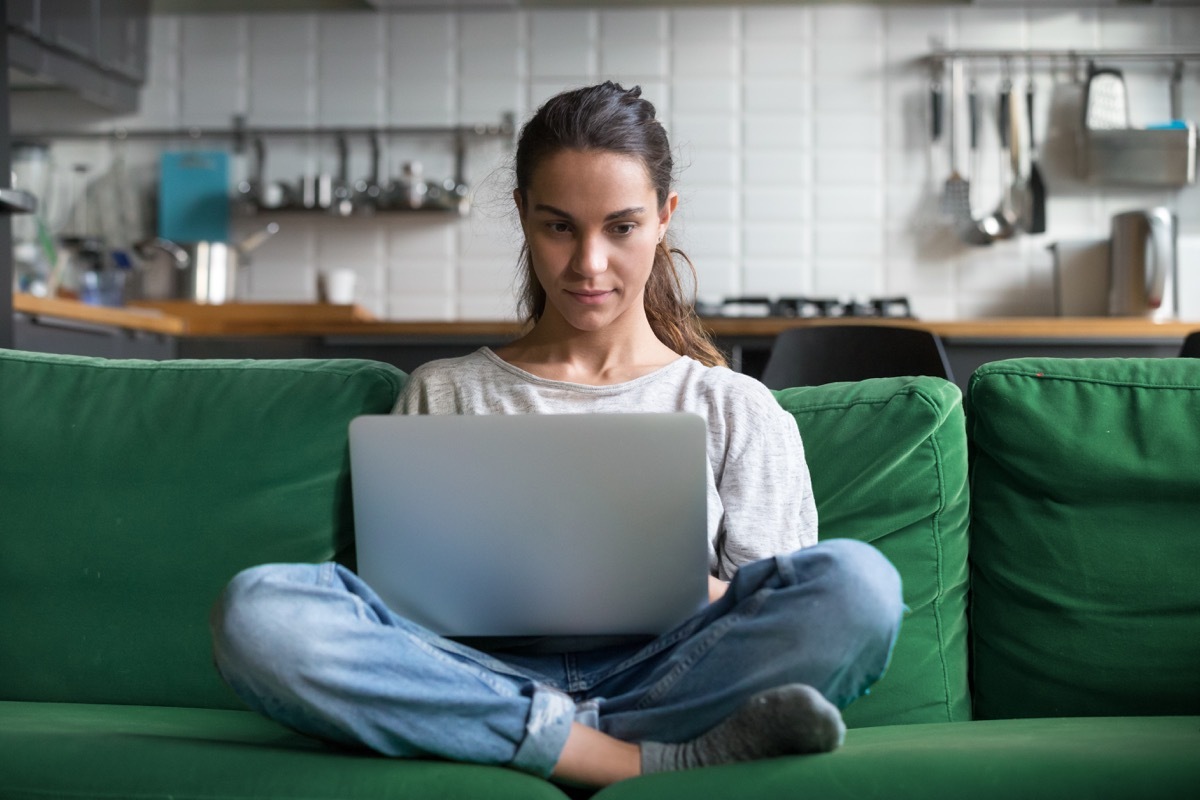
774, 376, 970, 727
967, 358, 1200, 719
0, 349, 404, 710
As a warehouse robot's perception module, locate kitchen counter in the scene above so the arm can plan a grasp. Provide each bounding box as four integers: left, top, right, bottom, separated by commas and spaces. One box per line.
13, 294, 1198, 388
13, 294, 1200, 341
13, 295, 382, 337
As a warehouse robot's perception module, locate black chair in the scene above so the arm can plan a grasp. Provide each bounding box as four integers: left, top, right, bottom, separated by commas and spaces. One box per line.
759, 325, 954, 389
1181, 331, 1200, 358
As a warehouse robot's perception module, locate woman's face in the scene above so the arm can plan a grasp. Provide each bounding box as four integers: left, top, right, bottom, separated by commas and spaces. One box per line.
516, 148, 677, 335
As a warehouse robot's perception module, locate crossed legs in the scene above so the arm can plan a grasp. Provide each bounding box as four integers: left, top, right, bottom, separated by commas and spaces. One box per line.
210, 539, 903, 787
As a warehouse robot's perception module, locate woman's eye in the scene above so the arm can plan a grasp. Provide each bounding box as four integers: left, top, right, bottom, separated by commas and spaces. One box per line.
547, 222, 572, 234
610, 223, 636, 236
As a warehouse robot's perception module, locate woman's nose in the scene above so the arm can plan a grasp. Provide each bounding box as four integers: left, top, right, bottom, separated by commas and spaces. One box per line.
573, 234, 607, 276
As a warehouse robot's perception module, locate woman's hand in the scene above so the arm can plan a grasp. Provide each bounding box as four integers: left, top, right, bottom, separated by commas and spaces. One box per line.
708, 575, 729, 604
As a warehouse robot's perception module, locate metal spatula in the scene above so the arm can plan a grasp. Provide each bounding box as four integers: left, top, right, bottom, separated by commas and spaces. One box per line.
941, 63, 993, 245
940, 61, 972, 219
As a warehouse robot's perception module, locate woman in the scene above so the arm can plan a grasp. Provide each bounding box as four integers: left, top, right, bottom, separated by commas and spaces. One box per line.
211, 82, 903, 789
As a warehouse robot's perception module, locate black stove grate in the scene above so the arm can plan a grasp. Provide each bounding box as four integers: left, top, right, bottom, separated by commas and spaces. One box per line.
700, 296, 914, 319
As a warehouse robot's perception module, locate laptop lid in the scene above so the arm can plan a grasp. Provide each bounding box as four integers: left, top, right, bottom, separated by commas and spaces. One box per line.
349, 413, 709, 638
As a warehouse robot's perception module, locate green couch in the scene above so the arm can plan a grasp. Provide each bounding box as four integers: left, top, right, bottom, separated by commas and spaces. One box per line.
1, 348, 1197, 799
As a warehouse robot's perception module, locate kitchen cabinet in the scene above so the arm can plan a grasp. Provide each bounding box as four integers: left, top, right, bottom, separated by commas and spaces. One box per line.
8, 2, 37, 36
942, 340, 1183, 388
97, 0, 149, 83
41, 1, 100, 64
12, 300, 500, 367
706, 318, 1193, 390
7, 0, 149, 113
14, 314, 175, 360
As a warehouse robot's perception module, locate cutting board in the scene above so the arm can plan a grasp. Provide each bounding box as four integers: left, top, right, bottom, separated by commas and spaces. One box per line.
158, 150, 230, 243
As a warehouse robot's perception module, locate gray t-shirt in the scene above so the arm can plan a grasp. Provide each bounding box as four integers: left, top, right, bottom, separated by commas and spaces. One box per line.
396, 347, 818, 578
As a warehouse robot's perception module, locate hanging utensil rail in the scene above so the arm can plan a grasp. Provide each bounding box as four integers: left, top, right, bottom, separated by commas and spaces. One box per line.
13, 114, 517, 148
926, 47, 1200, 68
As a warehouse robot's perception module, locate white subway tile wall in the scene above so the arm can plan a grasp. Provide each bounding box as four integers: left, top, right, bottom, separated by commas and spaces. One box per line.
248, 15, 316, 128
11, 3, 1200, 321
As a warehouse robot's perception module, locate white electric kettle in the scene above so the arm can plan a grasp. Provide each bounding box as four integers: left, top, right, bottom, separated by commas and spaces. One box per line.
1108, 208, 1177, 320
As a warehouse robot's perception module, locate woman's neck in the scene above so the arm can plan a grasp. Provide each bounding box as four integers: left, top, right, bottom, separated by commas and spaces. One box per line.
495, 313, 680, 386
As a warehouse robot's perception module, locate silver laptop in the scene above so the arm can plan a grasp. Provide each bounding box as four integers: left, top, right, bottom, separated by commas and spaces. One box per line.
348, 413, 709, 640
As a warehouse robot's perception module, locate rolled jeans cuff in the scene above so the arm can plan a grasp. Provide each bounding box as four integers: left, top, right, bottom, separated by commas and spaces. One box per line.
509, 684, 576, 778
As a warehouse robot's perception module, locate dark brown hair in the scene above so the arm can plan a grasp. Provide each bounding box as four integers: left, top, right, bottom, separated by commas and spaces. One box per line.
513, 81, 726, 368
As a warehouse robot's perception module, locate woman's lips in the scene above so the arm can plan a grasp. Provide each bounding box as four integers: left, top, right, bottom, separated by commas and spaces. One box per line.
567, 289, 614, 305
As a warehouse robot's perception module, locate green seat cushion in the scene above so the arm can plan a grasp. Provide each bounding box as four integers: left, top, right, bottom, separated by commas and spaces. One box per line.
967, 358, 1200, 719
774, 377, 970, 727
0, 350, 404, 710
592, 716, 1200, 800
0, 701, 570, 800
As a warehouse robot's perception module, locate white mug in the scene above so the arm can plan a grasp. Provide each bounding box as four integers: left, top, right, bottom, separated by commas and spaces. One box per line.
322, 268, 357, 305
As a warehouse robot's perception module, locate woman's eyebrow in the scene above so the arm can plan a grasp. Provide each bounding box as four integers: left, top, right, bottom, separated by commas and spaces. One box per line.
533, 203, 647, 221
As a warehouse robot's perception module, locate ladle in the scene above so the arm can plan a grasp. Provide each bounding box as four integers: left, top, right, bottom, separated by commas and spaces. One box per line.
981, 73, 1019, 241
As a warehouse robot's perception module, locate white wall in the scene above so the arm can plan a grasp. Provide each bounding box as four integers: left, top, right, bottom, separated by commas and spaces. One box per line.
12, 3, 1200, 320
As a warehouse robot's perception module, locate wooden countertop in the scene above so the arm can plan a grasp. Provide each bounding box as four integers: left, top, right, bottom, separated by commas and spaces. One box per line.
13, 294, 1200, 341
14, 295, 384, 337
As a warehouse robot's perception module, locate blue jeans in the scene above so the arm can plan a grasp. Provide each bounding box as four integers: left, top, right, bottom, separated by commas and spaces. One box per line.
210, 538, 902, 779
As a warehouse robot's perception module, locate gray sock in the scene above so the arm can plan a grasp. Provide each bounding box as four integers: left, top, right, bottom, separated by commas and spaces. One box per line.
639, 684, 845, 774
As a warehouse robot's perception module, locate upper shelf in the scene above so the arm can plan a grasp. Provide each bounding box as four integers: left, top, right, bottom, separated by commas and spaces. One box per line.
13, 114, 519, 217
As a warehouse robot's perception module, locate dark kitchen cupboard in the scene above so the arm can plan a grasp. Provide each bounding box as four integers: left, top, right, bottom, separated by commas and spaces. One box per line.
98, 0, 149, 83
7, 0, 149, 113
8, 2, 37, 35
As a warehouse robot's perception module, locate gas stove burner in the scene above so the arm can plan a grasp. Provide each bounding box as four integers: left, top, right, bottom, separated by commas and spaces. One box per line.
701, 296, 914, 319
849, 297, 914, 319
772, 297, 840, 317
696, 296, 773, 317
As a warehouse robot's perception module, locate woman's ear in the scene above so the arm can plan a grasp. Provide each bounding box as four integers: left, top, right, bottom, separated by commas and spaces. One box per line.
513, 189, 526, 222
658, 191, 679, 238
